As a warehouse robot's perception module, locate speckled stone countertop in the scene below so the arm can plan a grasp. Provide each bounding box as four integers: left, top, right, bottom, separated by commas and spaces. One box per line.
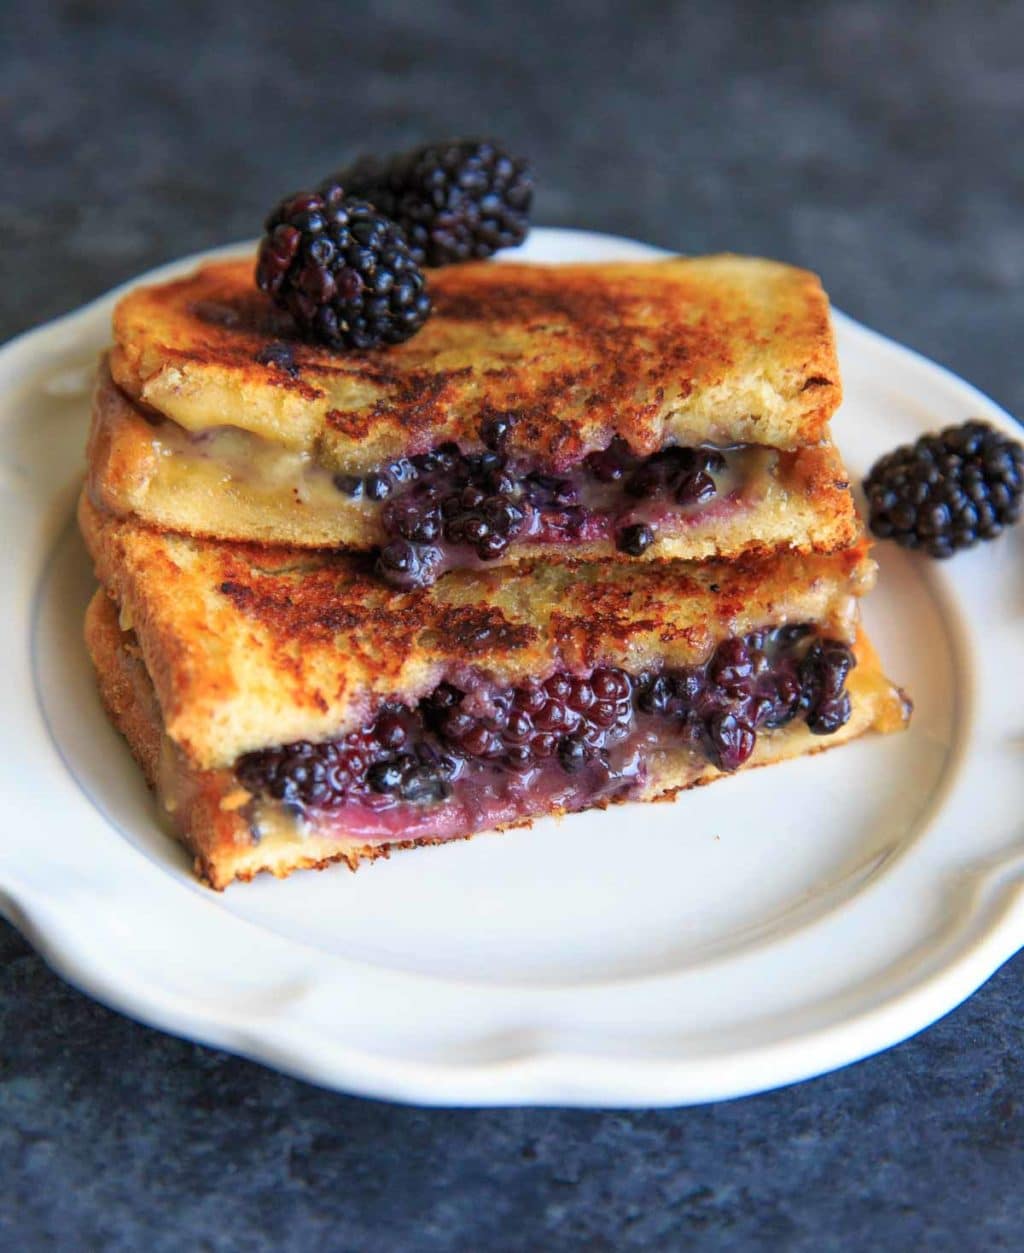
2, 2, 1022, 1248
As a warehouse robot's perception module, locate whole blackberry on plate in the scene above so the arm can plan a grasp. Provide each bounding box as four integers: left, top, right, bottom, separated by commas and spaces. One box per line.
256, 184, 430, 349
864, 420, 1023, 557
333, 139, 533, 266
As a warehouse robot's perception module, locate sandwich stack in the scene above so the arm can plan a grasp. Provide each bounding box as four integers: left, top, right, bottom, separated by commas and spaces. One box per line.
81, 251, 909, 888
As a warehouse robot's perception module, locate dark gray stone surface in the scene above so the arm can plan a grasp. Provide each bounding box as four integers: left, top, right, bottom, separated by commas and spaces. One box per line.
2, 1, 1021, 1247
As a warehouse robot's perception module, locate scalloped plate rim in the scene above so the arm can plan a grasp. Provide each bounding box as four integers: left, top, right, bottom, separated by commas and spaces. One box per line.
1, 226, 1022, 1107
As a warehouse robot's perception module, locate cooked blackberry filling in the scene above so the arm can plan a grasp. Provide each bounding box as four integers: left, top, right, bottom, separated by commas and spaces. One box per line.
358, 437, 761, 587
235, 627, 855, 815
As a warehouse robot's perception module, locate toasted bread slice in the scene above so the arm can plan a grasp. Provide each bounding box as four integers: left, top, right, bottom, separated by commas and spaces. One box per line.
80, 491, 886, 771
88, 360, 860, 561
86, 590, 908, 889
110, 254, 841, 470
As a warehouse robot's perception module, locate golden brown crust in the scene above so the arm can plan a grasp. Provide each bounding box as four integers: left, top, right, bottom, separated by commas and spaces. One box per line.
85, 588, 164, 786
85, 590, 908, 890
84, 590, 250, 884
80, 491, 876, 770
88, 359, 860, 559
110, 254, 842, 468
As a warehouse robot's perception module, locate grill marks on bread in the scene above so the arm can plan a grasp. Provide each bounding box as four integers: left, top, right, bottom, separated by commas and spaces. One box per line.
111, 255, 842, 468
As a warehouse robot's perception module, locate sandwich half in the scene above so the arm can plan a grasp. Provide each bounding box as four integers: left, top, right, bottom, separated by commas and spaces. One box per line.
80, 494, 909, 889
89, 255, 859, 584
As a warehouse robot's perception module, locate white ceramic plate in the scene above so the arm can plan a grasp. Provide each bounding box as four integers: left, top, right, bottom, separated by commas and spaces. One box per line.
2, 228, 1022, 1107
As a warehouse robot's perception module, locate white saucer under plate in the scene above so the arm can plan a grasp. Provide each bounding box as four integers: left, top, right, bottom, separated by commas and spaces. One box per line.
2, 228, 1021, 1107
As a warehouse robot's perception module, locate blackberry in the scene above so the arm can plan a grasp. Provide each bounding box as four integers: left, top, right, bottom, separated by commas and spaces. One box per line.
372, 448, 528, 586
256, 184, 430, 349
366, 749, 457, 803
441, 479, 526, 560
798, 641, 856, 736
237, 707, 460, 810
426, 669, 633, 771
356, 437, 738, 588
333, 139, 533, 266
630, 628, 855, 769
236, 728, 377, 810
624, 447, 724, 505
864, 420, 1023, 558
